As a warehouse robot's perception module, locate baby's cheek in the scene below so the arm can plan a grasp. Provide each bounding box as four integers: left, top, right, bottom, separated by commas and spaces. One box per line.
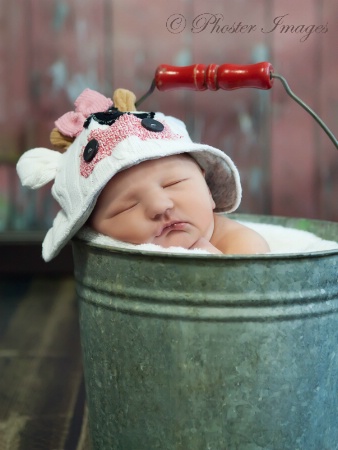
112, 220, 153, 245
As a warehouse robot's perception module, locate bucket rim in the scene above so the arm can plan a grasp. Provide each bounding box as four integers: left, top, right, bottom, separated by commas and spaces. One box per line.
71, 239, 338, 262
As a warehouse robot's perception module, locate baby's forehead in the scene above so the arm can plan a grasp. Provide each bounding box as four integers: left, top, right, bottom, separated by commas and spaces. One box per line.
104, 153, 201, 193
116, 153, 194, 175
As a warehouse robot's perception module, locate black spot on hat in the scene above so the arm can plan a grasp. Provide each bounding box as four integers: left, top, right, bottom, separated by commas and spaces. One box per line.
141, 118, 164, 132
83, 139, 99, 162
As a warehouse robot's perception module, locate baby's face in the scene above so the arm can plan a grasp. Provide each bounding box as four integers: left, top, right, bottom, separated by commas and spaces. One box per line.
89, 154, 216, 249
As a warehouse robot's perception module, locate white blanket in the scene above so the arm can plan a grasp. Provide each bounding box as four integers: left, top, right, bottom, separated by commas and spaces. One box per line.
77, 221, 338, 255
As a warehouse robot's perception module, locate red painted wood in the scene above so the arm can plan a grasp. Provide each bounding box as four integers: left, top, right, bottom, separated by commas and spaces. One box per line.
156, 64, 208, 91
155, 62, 274, 91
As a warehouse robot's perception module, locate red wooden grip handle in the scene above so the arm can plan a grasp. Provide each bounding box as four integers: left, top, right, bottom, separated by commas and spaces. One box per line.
155, 62, 274, 91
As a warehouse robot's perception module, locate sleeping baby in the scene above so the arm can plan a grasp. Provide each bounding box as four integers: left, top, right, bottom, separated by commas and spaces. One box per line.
16, 88, 269, 261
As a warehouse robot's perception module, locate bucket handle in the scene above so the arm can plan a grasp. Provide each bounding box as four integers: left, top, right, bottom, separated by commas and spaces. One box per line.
135, 62, 338, 150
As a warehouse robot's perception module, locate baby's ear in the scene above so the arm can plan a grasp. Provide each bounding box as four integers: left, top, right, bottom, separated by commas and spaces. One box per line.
16, 148, 63, 189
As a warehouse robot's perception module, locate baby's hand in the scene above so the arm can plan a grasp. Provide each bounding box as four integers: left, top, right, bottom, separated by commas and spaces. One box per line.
189, 237, 222, 254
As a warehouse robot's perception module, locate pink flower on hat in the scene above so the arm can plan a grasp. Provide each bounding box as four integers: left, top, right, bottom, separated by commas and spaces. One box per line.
55, 89, 114, 137
80, 113, 183, 178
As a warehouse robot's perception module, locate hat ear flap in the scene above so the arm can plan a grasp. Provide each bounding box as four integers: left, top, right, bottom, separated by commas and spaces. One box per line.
16, 148, 63, 189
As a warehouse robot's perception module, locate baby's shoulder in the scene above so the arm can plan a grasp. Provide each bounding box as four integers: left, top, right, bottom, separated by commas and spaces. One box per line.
211, 215, 270, 255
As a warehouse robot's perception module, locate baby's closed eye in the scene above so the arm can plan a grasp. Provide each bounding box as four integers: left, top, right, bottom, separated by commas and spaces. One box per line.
163, 178, 188, 188
113, 202, 139, 216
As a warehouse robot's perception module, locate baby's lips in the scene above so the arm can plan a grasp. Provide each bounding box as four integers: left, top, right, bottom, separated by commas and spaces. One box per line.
156, 221, 188, 237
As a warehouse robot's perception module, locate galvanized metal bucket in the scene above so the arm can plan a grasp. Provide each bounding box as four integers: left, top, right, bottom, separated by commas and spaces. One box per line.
72, 214, 338, 450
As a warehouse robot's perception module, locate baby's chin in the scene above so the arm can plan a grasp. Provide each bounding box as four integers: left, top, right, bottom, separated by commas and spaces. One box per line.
152, 230, 200, 249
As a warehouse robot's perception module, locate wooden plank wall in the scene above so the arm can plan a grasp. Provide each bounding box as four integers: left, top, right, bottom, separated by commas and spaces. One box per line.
0, 0, 337, 231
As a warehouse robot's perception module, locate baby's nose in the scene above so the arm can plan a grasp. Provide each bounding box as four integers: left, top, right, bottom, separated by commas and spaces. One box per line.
145, 190, 174, 219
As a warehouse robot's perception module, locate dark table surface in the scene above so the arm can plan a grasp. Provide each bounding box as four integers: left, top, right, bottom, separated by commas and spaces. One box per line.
0, 275, 91, 450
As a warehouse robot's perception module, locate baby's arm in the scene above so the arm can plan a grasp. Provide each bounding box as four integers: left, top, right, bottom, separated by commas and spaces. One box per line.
219, 226, 270, 255
210, 216, 270, 255
189, 237, 223, 254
